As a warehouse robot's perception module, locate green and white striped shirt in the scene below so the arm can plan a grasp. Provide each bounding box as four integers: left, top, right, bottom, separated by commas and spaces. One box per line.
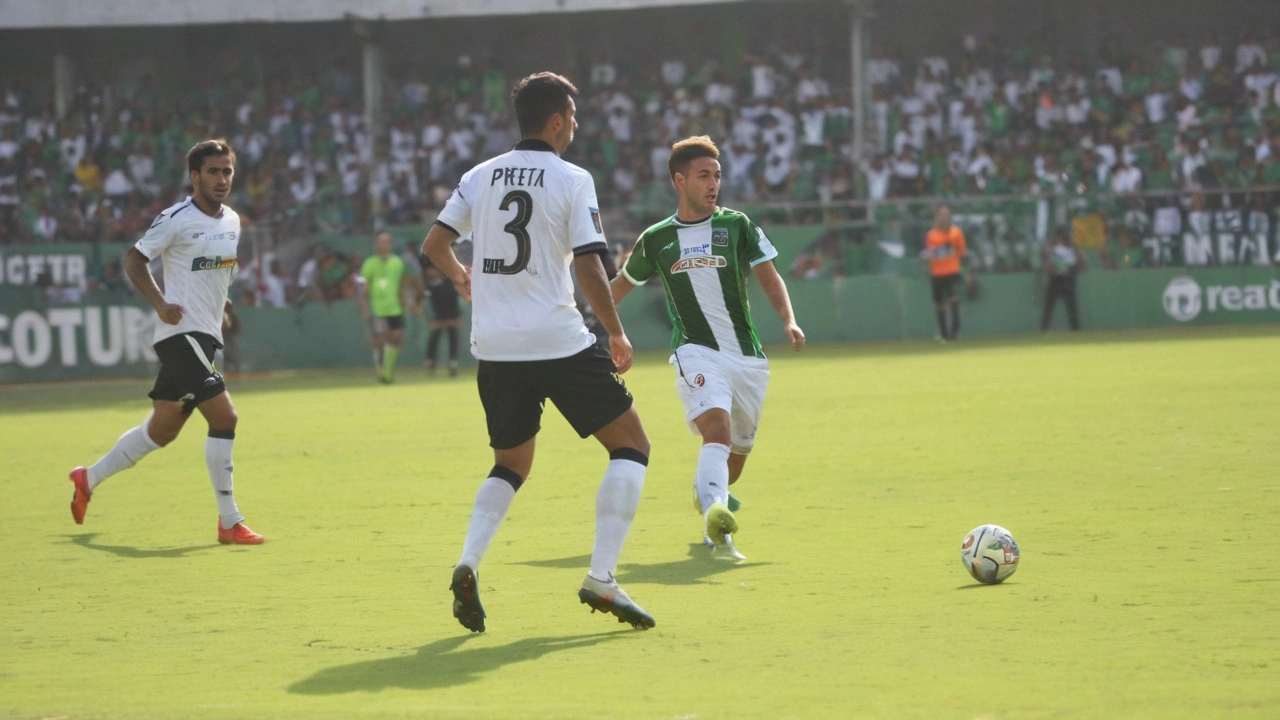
621, 207, 778, 358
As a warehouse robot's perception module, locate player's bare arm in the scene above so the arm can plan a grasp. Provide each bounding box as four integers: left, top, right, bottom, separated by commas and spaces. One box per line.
403, 269, 426, 314
124, 247, 184, 325
753, 260, 805, 351
422, 223, 471, 302
575, 252, 633, 374
609, 271, 637, 305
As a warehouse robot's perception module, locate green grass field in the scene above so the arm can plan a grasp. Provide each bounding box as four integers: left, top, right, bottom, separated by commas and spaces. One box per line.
4, 326, 1280, 719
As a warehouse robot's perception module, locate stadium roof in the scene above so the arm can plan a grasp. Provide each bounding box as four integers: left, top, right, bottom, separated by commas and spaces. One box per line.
0, 0, 812, 29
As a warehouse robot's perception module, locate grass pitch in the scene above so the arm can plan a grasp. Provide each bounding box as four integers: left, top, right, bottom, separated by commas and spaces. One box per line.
3, 326, 1279, 719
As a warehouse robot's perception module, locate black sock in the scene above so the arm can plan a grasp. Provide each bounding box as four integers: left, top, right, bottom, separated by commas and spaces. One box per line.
427, 329, 441, 365
950, 304, 961, 338
447, 326, 459, 361
935, 309, 948, 338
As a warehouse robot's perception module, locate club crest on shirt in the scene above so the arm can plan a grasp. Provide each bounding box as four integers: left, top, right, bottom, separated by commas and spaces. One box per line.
711, 228, 729, 247
670, 255, 727, 274
589, 207, 603, 234
693, 373, 706, 387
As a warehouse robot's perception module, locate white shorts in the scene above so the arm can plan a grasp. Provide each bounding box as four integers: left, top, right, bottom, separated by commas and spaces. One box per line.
670, 343, 770, 454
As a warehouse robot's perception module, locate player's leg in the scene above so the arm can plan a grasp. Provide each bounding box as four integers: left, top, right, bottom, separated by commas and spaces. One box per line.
692, 409, 733, 513
1041, 278, 1059, 330
70, 400, 187, 524
425, 320, 441, 372
931, 277, 948, 341
692, 409, 739, 549
590, 406, 652, 580
70, 337, 197, 524
196, 391, 261, 544
582, 406, 655, 629
728, 452, 748, 484
457, 434, 535, 580
548, 346, 654, 629
715, 355, 770, 555
380, 316, 405, 383
947, 276, 962, 339
451, 360, 542, 633
369, 317, 387, 374
445, 319, 460, 376
1065, 277, 1081, 330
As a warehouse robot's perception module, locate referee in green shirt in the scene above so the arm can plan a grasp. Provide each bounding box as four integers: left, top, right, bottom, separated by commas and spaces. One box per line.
361, 232, 423, 383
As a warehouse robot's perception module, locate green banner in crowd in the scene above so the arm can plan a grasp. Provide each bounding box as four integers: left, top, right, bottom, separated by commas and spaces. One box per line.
4, 266, 1278, 384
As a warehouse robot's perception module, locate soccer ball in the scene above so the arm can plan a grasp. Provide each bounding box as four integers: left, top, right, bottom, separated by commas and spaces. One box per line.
960, 525, 1020, 584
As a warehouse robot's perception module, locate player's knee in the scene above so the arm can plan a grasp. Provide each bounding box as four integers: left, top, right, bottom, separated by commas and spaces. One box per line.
151, 427, 180, 447
609, 443, 650, 465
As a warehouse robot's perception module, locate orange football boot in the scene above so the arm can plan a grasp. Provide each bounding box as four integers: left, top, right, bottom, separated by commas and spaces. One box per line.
69, 467, 91, 524
217, 522, 264, 545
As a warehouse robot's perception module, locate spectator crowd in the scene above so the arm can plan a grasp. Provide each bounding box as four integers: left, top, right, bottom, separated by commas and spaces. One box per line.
2, 23, 1280, 247
860, 30, 1280, 209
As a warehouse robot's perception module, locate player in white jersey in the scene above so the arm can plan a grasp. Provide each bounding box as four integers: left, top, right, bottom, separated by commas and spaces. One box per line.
610, 136, 805, 559
68, 140, 263, 546
423, 72, 654, 632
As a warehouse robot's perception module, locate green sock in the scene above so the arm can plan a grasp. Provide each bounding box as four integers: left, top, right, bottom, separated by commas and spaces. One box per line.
382, 345, 399, 381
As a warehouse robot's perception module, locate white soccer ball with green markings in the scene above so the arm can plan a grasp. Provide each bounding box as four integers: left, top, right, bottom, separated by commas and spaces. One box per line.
961, 525, 1020, 584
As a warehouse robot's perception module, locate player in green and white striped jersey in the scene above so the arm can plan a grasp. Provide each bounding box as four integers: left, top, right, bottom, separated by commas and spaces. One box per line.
610, 136, 805, 559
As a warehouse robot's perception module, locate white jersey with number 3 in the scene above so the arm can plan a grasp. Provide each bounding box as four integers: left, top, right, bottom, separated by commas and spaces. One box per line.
435, 139, 607, 361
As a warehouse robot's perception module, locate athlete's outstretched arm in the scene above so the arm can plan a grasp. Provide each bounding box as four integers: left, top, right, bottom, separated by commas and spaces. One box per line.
576, 252, 633, 374
124, 247, 184, 325
422, 224, 470, 302
752, 260, 806, 351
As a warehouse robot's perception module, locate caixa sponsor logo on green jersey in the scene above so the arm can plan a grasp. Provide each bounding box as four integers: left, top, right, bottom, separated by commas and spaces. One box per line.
670, 255, 727, 274
1163, 276, 1280, 322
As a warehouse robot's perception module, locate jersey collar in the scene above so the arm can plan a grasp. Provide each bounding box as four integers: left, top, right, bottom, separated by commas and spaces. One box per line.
671, 209, 717, 226
514, 139, 556, 153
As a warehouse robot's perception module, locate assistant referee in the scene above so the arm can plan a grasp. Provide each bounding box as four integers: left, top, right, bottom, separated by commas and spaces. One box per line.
921, 204, 967, 341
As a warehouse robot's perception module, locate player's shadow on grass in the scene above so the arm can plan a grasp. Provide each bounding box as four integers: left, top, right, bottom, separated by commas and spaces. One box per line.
515, 544, 765, 585
70, 533, 220, 559
288, 632, 622, 695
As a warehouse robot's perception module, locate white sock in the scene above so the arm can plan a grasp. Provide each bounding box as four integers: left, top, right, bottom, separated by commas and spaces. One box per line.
695, 443, 732, 514
87, 412, 161, 490
206, 434, 244, 529
589, 457, 647, 581
458, 476, 517, 571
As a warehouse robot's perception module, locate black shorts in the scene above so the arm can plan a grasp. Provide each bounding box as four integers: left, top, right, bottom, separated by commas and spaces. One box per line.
148, 332, 225, 414
931, 274, 961, 304
430, 295, 460, 320
477, 343, 634, 449
373, 315, 405, 333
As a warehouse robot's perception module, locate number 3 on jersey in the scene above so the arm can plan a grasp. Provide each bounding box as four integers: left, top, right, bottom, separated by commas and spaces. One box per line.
482, 190, 532, 275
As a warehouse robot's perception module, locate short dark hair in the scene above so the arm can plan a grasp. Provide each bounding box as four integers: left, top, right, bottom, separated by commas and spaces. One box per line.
668, 136, 720, 180
187, 139, 236, 174
512, 72, 578, 136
